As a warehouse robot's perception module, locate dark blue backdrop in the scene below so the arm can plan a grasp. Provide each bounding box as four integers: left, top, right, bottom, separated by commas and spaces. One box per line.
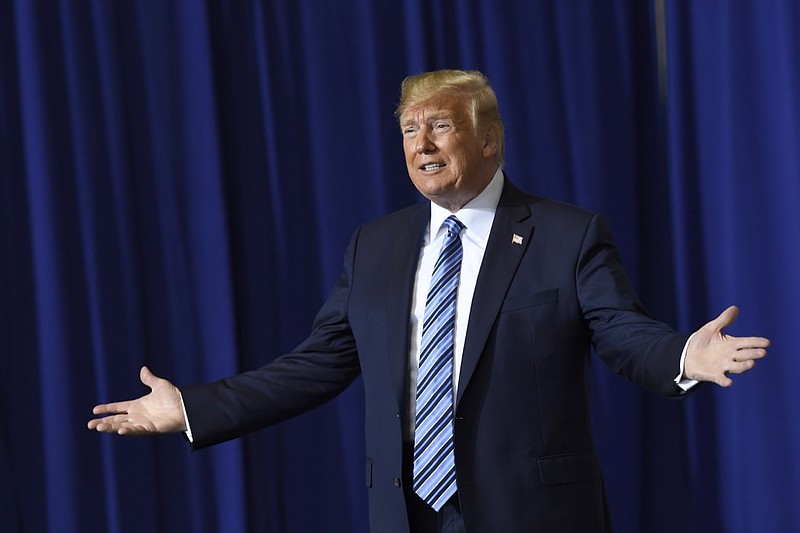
1, 1, 798, 532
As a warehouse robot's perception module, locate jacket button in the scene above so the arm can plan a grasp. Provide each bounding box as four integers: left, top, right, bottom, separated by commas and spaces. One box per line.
393, 477, 401, 488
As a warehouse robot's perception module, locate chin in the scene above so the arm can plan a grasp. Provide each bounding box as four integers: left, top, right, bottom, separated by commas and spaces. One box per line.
422, 185, 454, 201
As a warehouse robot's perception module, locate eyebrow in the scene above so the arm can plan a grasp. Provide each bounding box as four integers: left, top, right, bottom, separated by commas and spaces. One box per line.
426, 111, 455, 122
401, 111, 456, 127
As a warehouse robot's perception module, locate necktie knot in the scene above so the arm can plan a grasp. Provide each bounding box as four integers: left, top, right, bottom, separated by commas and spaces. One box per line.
442, 215, 465, 238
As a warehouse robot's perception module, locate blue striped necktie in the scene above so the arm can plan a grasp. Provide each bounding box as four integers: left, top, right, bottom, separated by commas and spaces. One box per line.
413, 215, 465, 511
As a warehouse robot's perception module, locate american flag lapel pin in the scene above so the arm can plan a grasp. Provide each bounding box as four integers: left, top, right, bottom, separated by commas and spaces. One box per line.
512, 234, 524, 245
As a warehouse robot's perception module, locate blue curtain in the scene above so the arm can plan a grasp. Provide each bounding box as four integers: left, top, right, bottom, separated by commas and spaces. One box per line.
662, 3, 800, 532
1, 1, 797, 532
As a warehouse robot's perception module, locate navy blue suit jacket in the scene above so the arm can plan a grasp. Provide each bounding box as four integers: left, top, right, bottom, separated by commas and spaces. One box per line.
182, 178, 689, 532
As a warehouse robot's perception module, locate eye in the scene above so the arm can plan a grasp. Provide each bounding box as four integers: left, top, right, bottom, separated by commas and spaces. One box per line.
433, 121, 452, 132
403, 125, 418, 137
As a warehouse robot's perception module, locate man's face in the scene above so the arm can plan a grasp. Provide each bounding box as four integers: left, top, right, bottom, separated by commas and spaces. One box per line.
401, 93, 498, 212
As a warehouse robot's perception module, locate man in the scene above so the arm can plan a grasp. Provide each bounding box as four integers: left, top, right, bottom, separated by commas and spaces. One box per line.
89, 70, 769, 532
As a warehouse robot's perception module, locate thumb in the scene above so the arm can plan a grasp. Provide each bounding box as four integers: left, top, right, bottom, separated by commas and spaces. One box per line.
709, 305, 739, 331
140, 366, 157, 388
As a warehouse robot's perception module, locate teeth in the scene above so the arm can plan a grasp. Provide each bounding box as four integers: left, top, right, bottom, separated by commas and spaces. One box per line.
422, 163, 444, 171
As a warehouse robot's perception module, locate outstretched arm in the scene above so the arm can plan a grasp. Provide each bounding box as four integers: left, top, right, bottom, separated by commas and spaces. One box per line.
88, 366, 186, 435
684, 306, 770, 387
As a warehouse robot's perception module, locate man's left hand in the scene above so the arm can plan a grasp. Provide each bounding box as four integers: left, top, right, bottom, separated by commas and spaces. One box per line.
684, 306, 770, 387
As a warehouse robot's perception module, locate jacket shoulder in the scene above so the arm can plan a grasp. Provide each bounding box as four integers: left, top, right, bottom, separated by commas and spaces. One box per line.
503, 180, 600, 228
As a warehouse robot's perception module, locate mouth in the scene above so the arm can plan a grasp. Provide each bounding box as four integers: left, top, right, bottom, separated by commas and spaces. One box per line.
420, 162, 446, 172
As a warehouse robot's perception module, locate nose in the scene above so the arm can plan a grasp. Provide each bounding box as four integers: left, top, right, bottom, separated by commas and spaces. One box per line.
414, 128, 436, 154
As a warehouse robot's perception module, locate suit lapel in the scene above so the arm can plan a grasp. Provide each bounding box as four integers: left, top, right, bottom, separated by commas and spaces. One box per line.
385, 204, 428, 409
456, 180, 533, 407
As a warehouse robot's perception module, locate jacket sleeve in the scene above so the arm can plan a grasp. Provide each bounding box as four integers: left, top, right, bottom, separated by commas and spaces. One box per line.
577, 214, 690, 397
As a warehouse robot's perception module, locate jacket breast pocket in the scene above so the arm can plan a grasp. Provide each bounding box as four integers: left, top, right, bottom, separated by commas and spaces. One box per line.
537, 451, 601, 486
500, 287, 559, 313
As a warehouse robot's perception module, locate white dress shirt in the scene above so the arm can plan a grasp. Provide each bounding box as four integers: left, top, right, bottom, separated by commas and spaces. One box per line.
406, 168, 505, 438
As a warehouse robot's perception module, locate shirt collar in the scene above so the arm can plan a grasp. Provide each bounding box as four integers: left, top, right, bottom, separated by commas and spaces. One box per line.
428, 167, 504, 242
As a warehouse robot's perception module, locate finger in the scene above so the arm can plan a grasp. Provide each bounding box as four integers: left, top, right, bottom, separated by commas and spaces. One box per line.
724, 359, 756, 374
117, 425, 151, 436
731, 336, 771, 350
716, 374, 734, 387
92, 401, 130, 416
88, 418, 117, 431
731, 346, 768, 361
88, 413, 129, 429
101, 423, 137, 435
92, 421, 121, 433
91, 416, 151, 435
89, 419, 128, 433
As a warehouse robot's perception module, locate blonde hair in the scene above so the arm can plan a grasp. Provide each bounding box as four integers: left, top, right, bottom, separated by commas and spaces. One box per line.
395, 69, 505, 164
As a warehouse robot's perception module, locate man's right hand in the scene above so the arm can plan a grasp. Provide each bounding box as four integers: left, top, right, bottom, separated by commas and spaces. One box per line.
88, 366, 186, 435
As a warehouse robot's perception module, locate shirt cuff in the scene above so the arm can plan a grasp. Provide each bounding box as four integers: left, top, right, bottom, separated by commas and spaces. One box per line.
178, 390, 194, 442
675, 332, 700, 392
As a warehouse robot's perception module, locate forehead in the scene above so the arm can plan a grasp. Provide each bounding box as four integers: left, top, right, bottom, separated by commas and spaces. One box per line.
400, 93, 469, 123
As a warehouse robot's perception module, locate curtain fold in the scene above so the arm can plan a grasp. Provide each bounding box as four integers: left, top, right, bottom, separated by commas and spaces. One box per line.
1, 1, 796, 532
665, 3, 800, 532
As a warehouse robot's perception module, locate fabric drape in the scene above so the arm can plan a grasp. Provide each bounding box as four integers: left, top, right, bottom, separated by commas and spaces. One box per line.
1, 1, 797, 532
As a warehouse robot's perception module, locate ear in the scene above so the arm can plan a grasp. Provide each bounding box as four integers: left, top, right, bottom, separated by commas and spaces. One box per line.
481, 123, 500, 158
